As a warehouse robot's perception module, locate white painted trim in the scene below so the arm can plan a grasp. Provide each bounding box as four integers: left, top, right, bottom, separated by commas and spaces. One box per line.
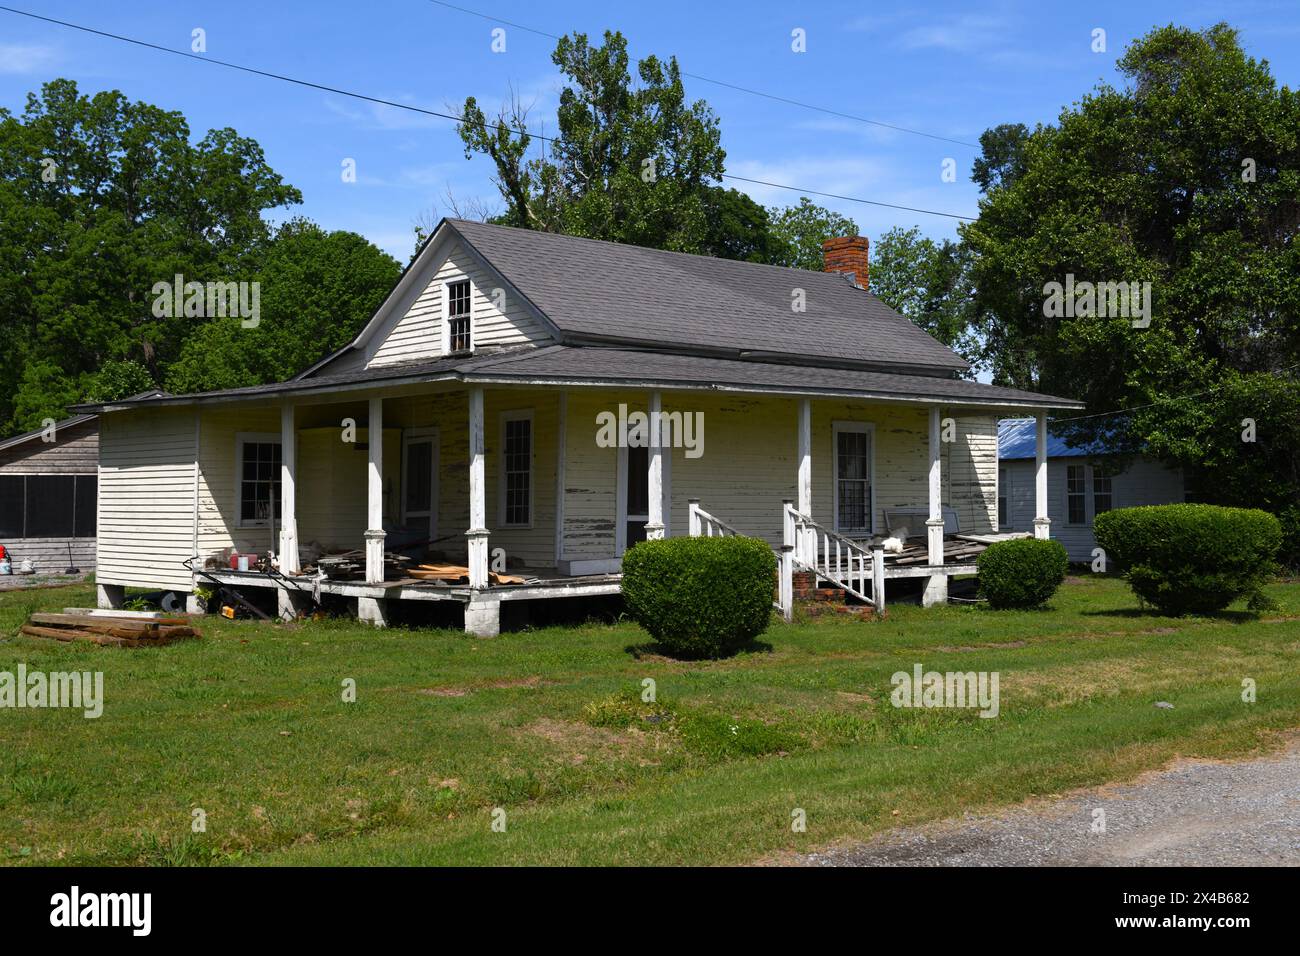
830, 419, 877, 536
279, 403, 299, 574
615, 444, 629, 555
797, 398, 812, 516
400, 427, 440, 541
497, 408, 535, 529
441, 273, 475, 356
191, 410, 200, 562
645, 391, 664, 539
234, 431, 281, 529
554, 392, 567, 563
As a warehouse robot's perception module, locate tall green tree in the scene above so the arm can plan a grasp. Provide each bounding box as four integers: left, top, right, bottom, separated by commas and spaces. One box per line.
459, 30, 777, 257
165, 220, 400, 393
870, 226, 979, 362
963, 23, 1300, 559
765, 197, 858, 271
0, 79, 301, 433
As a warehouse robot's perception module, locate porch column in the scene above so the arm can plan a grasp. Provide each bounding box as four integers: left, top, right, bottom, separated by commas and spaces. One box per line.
466, 385, 489, 588
797, 398, 812, 564
1034, 412, 1051, 539
645, 390, 665, 540
364, 397, 385, 584
279, 403, 299, 574
923, 405, 948, 607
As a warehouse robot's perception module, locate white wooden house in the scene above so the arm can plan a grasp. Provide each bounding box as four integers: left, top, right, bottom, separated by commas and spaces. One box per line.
998, 418, 1185, 562
79, 220, 1081, 634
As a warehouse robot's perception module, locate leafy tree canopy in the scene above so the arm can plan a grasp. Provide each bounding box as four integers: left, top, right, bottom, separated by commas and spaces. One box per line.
961, 23, 1300, 537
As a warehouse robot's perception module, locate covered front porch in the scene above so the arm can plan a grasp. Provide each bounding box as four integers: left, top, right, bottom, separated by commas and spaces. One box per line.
184, 379, 1057, 635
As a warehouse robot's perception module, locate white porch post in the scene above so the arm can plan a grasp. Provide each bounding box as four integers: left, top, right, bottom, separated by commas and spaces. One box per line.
797, 398, 813, 564
923, 405, 948, 607
279, 403, 299, 574
1034, 412, 1051, 540
645, 390, 665, 540
779, 500, 795, 622
466, 386, 490, 589
364, 397, 385, 584
688, 498, 701, 537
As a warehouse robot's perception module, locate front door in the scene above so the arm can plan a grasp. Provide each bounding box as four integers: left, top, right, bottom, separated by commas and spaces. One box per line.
401, 428, 439, 540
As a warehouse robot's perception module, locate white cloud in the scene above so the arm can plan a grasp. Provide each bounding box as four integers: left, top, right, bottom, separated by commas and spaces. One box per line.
0, 43, 58, 74
898, 15, 1013, 54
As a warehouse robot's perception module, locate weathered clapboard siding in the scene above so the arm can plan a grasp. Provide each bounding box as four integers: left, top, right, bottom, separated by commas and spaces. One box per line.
667, 393, 796, 546
1003, 455, 1185, 561
0, 418, 100, 570
368, 238, 550, 368
96, 408, 196, 590
0, 418, 98, 473
946, 416, 998, 534
560, 391, 621, 559
295, 427, 400, 551
195, 406, 278, 560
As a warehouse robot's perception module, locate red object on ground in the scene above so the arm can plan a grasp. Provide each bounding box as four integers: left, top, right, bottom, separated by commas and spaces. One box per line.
0, 545, 7, 560
228, 551, 240, 570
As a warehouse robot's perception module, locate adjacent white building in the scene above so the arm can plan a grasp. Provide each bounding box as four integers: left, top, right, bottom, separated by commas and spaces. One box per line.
998, 418, 1186, 562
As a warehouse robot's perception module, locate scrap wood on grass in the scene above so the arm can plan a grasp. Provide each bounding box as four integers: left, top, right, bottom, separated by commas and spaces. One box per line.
18, 611, 200, 648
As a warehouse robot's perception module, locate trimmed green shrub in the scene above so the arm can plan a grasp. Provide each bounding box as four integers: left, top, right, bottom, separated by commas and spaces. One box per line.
620, 535, 776, 658
976, 538, 1069, 609
1094, 504, 1281, 615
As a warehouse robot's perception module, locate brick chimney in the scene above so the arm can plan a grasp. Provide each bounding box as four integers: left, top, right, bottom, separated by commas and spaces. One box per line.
822, 236, 870, 290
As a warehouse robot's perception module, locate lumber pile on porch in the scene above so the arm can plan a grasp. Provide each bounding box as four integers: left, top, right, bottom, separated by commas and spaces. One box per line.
886, 537, 989, 567
408, 563, 527, 585
18, 612, 200, 648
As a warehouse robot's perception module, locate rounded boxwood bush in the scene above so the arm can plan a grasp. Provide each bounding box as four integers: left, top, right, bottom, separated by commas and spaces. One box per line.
1093, 504, 1281, 615
976, 538, 1069, 609
621, 535, 777, 658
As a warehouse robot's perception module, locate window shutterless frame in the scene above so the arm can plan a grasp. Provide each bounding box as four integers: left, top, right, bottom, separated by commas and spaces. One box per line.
443, 276, 473, 354
498, 409, 533, 529
235, 432, 281, 529
831, 420, 876, 536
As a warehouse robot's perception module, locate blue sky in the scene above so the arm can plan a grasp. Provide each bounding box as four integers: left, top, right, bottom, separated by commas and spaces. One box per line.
2, 0, 1297, 262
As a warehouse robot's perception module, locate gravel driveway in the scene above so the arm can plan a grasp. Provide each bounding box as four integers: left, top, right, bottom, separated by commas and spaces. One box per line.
802, 736, 1300, 866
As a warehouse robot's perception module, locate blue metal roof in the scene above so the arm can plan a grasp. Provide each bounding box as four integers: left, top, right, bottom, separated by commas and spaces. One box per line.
998, 418, 1117, 460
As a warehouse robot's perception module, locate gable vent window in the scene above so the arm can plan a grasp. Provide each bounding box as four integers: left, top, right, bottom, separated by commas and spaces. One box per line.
447, 279, 472, 353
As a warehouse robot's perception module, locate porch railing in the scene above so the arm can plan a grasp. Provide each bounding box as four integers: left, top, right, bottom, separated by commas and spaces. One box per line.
687, 499, 745, 538
782, 502, 884, 620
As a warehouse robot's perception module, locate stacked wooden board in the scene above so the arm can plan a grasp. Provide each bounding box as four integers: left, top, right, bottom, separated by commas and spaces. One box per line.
19, 610, 200, 648
407, 563, 527, 585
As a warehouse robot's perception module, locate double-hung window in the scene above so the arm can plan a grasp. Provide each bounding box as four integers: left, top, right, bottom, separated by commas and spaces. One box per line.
1066, 464, 1086, 525
237, 434, 281, 528
500, 411, 532, 527
833, 422, 873, 534
446, 279, 472, 353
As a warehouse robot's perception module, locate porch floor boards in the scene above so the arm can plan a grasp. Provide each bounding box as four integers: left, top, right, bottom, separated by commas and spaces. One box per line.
201, 567, 624, 604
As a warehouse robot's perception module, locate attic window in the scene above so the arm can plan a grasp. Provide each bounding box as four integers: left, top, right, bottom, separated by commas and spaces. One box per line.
447, 279, 472, 353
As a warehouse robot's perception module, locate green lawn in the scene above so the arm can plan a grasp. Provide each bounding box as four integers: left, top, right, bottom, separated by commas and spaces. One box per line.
2, 576, 1298, 866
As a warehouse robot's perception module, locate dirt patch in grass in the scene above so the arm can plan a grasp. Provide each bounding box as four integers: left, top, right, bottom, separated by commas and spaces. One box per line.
935, 641, 1028, 653
417, 676, 557, 697
516, 718, 664, 766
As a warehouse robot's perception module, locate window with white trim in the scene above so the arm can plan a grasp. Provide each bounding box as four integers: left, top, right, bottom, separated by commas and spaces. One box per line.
833, 422, 873, 534
237, 435, 281, 527
446, 279, 472, 353
500, 412, 532, 527
1066, 464, 1086, 525
1093, 463, 1114, 516
997, 466, 1009, 530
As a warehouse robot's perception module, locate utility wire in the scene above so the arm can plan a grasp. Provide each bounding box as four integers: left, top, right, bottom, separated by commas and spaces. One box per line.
1053, 361, 1300, 423
0, 5, 977, 222
424, 0, 982, 149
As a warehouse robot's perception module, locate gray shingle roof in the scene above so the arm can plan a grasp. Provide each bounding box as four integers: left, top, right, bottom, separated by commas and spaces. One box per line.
76, 345, 1081, 412
447, 219, 969, 374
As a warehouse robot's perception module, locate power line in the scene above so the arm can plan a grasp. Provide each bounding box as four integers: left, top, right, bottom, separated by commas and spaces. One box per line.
424, 0, 982, 149
0, 5, 978, 221
1053, 361, 1300, 423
